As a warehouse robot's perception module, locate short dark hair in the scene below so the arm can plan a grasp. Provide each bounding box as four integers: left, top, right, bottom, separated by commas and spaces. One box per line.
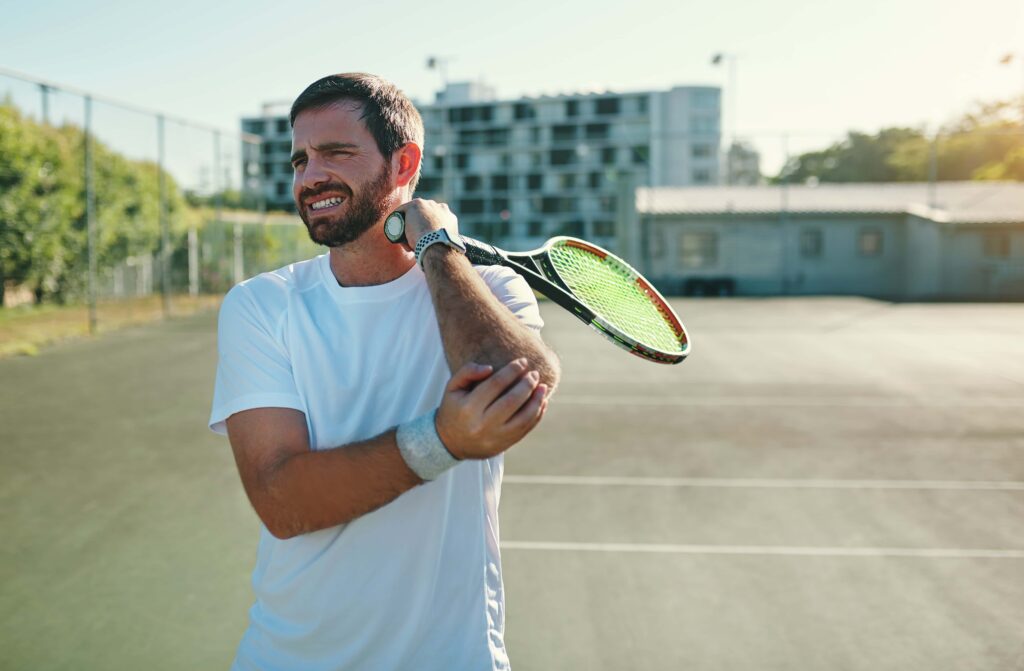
290, 73, 424, 192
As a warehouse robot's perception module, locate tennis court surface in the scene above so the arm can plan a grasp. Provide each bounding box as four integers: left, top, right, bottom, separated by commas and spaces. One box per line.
2, 297, 1023, 669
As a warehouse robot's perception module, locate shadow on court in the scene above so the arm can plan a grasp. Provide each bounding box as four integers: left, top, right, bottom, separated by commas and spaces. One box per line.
1, 298, 1023, 670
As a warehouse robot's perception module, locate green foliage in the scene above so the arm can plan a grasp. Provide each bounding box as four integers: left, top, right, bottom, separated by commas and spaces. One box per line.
775, 97, 1024, 184
0, 101, 189, 304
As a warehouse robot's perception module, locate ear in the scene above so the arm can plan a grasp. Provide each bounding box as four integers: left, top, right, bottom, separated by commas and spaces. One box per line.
392, 142, 422, 189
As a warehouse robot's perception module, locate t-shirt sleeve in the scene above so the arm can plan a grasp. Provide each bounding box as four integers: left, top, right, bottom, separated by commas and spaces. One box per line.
208, 284, 305, 436
478, 266, 545, 333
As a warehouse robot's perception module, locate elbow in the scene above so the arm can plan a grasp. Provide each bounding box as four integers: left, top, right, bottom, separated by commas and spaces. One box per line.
538, 349, 561, 395
260, 509, 301, 540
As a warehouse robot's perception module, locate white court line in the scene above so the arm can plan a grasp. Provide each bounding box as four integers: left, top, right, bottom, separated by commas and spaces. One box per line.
554, 395, 1024, 408
500, 541, 1024, 559
503, 474, 1024, 491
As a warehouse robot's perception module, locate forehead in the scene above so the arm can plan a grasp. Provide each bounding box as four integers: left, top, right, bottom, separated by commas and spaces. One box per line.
291, 102, 374, 148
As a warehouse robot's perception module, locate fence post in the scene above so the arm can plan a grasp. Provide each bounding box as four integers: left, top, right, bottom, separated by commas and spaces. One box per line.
84, 95, 98, 334
158, 115, 171, 316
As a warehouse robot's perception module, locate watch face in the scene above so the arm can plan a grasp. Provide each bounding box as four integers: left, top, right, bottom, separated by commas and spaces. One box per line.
384, 213, 405, 242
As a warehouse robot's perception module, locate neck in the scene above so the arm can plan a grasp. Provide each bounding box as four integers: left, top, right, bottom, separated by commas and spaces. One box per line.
327, 224, 416, 287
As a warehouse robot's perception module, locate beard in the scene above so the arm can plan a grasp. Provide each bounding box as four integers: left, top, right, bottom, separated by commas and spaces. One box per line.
298, 164, 393, 248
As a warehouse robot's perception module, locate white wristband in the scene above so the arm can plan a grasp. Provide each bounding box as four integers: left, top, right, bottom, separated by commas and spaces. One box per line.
396, 409, 460, 481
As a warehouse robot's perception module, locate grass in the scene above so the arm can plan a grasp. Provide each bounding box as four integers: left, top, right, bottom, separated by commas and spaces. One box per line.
0, 294, 221, 358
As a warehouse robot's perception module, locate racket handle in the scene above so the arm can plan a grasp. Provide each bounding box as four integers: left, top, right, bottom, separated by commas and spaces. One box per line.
462, 237, 503, 266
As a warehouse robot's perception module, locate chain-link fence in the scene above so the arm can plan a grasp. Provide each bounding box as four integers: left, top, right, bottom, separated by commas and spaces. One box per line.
0, 67, 318, 335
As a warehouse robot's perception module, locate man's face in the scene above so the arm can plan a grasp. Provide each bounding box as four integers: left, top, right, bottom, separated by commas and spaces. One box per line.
290, 102, 396, 248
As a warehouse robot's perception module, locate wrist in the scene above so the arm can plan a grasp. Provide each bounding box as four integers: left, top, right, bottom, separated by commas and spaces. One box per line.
396, 409, 461, 481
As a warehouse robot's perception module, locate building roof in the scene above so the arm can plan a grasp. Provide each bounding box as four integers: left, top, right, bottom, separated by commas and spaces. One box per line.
636, 182, 1024, 224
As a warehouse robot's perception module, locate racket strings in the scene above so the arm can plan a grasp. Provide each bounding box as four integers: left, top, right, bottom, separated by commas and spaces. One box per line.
547, 244, 684, 353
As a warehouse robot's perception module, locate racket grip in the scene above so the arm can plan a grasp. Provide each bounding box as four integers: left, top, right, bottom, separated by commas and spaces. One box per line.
462, 236, 503, 266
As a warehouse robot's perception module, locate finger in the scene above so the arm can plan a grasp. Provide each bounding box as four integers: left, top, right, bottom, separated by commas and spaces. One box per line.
483, 369, 539, 423
504, 384, 548, 435
465, 358, 529, 411
447, 362, 494, 392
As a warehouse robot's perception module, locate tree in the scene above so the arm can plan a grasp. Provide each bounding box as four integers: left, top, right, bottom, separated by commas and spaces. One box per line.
774, 97, 1024, 184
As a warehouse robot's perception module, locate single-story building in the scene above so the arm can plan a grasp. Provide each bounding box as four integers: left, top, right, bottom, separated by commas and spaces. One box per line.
617, 182, 1024, 300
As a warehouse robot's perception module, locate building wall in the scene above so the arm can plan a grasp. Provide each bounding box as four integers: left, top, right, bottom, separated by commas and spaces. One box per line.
943, 225, 1024, 298
645, 214, 910, 297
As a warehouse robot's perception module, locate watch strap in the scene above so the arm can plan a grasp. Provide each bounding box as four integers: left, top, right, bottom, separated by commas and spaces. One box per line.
414, 229, 466, 267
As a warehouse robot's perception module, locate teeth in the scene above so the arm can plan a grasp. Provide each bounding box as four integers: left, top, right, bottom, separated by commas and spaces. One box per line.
310, 197, 343, 210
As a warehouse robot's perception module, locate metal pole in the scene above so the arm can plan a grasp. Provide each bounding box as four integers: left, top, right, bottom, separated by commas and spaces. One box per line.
158, 115, 171, 316
39, 84, 50, 124
84, 96, 98, 334
188, 228, 199, 298
727, 55, 737, 186
233, 221, 244, 285
927, 134, 938, 209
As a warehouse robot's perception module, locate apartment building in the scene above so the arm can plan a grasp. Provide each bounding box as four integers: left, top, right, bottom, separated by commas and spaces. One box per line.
241, 83, 722, 248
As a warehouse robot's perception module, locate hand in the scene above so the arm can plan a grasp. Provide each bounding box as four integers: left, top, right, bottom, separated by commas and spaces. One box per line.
435, 359, 549, 461
391, 198, 459, 249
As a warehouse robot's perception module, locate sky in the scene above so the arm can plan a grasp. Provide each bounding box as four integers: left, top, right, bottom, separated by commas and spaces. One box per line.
1, 0, 1022, 182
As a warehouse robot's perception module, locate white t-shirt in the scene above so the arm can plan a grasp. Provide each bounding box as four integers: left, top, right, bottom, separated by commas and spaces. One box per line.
209, 253, 543, 671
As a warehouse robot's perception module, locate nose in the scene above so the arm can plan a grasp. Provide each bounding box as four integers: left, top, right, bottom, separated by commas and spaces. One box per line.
299, 154, 329, 191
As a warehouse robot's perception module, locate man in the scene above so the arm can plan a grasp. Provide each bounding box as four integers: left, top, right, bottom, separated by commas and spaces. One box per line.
209, 73, 559, 670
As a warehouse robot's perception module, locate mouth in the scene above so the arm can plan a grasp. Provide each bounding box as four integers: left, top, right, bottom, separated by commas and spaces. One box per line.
306, 195, 346, 214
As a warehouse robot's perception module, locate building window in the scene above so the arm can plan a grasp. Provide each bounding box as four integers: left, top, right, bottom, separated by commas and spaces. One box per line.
588, 172, 603, 188
528, 221, 544, 237
463, 175, 482, 192
459, 198, 486, 215
552, 124, 577, 142
558, 173, 577, 189
585, 123, 609, 139
276, 119, 289, 134
456, 154, 469, 169
541, 196, 578, 213
275, 182, 288, 197
690, 115, 718, 133
601, 147, 617, 166
859, 229, 883, 256
595, 98, 620, 115
800, 230, 823, 258
558, 220, 585, 237
632, 146, 649, 165
649, 226, 666, 258
448, 106, 495, 124
593, 220, 616, 237
526, 174, 544, 190
983, 232, 1010, 258
491, 174, 510, 191
692, 169, 711, 184
693, 89, 718, 109
692, 144, 713, 158
514, 103, 536, 120
599, 196, 617, 213
566, 100, 579, 117
636, 96, 648, 114
550, 149, 577, 165
680, 232, 718, 268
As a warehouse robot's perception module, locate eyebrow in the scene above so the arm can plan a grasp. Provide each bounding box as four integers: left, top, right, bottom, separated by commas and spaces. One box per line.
290, 142, 359, 165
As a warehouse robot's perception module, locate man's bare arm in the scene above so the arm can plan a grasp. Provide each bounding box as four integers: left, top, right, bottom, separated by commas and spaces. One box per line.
398, 200, 561, 391
226, 360, 546, 538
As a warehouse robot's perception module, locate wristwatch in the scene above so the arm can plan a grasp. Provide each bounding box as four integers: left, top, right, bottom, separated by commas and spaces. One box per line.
414, 229, 467, 267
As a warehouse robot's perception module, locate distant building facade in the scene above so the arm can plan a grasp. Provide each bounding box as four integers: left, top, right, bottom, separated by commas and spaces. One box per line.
241, 83, 723, 248
628, 182, 1024, 300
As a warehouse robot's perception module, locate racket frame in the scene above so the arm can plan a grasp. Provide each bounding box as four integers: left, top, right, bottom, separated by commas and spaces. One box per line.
464, 236, 689, 364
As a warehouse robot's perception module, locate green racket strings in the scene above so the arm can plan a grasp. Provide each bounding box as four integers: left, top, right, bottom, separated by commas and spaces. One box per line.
547, 244, 685, 354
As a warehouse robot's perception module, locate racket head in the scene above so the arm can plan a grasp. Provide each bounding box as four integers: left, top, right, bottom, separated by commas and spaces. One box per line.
538, 237, 690, 364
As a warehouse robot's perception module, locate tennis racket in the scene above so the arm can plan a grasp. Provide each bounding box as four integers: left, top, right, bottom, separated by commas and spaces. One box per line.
384, 212, 690, 364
